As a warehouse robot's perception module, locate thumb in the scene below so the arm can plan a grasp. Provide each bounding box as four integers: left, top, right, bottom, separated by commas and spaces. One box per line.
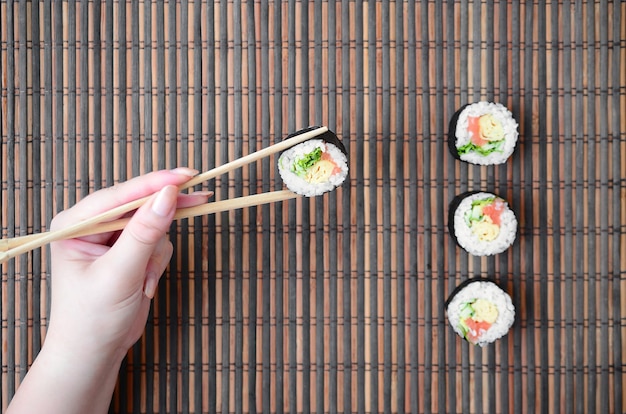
104, 185, 179, 286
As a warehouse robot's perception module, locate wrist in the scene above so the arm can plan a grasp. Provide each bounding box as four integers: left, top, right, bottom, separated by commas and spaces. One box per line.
6, 334, 123, 414
42, 327, 127, 369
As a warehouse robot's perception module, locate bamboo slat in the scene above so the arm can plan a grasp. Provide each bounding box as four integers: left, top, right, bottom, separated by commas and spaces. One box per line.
1, 1, 625, 413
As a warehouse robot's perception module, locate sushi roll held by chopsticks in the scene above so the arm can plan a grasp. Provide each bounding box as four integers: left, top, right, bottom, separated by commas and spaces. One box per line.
278, 126, 349, 197
448, 101, 518, 165
445, 278, 515, 347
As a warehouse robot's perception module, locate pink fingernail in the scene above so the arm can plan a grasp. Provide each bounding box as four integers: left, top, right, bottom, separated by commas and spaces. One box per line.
144, 272, 157, 298
170, 167, 198, 177
152, 186, 177, 217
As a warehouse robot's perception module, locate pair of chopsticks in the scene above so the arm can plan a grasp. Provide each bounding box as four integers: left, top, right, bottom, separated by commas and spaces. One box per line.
0, 126, 329, 264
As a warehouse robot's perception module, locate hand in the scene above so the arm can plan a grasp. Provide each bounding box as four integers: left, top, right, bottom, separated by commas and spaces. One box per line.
6, 168, 211, 414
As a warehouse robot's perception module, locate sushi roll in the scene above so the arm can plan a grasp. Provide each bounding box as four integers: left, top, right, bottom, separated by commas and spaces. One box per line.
448, 101, 518, 165
445, 278, 515, 347
278, 126, 349, 197
448, 191, 517, 256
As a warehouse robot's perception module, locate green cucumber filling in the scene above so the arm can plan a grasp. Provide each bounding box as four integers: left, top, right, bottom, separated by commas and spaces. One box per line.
458, 301, 475, 337
457, 139, 505, 156
291, 147, 322, 177
464, 197, 495, 226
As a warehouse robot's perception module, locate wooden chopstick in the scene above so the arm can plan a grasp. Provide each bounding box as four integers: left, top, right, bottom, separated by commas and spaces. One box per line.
0, 126, 327, 263
180, 126, 328, 190
0, 190, 300, 263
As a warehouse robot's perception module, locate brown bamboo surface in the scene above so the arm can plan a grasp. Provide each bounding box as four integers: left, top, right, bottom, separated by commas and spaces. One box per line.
1, 1, 625, 413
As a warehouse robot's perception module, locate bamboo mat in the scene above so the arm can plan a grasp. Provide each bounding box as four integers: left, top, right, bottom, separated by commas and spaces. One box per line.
1, 1, 625, 413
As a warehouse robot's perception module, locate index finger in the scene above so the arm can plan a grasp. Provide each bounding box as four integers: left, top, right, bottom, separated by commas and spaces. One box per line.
51, 168, 198, 231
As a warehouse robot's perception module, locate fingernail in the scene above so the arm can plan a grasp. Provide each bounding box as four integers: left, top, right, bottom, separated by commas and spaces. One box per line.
170, 167, 198, 177
144, 272, 157, 298
152, 186, 177, 217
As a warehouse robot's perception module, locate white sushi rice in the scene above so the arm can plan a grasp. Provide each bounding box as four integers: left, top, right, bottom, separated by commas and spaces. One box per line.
278, 138, 349, 197
446, 279, 515, 347
453, 192, 517, 256
454, 101, 518, 165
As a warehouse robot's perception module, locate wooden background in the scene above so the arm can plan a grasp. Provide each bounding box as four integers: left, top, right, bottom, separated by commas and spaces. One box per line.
1, 1, 625, 413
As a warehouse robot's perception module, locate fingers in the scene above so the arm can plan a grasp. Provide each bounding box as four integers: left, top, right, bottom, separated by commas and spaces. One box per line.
176, 191, 214, 209
47, 170, 213, 297
143, 236, 173, 298
103, 185, 179, 288
51, 168, 198, 231
139, 192, 212, 298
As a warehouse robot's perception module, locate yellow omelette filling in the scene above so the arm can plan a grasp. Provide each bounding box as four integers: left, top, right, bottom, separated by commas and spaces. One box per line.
471, 298, 499, 324
304, 160, 336, 183
478, 114, 505, 142
470, 216, 500, 241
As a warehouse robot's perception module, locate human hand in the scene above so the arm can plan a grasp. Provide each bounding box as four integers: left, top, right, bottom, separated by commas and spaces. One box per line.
44, 168, 210, 361
6, 168, 211, 414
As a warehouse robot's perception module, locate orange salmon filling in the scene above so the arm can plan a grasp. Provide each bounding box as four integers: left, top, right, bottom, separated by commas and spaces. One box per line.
468, 116, 488, 146
463, 318, 493, 342
320, 151, 342, 175
467, 114, 505, 146
481, 199, 504, 226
